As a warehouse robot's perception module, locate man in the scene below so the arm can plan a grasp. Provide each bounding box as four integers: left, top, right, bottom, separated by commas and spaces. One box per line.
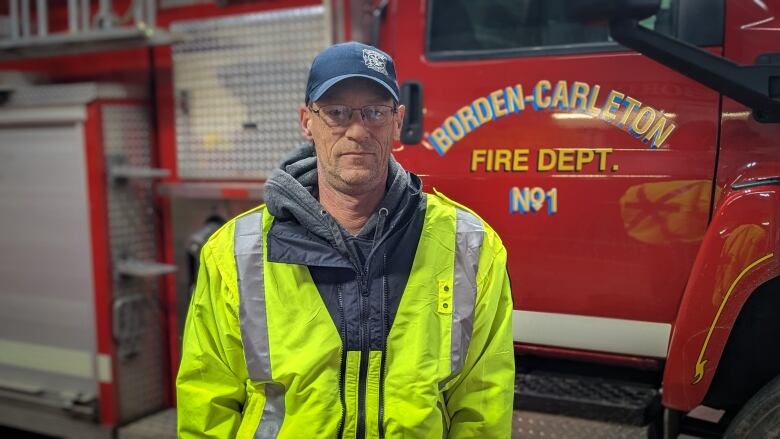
177, 42, 514, 438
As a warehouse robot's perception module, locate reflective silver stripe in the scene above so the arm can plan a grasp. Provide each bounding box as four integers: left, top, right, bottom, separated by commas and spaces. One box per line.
451, 209, 483, 377
257, 383, 286, 438
234, 211, 285, 437
235, 211, 271, 380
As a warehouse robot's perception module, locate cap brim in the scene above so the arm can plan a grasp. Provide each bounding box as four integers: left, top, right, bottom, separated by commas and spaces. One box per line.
308, 74, 399, 104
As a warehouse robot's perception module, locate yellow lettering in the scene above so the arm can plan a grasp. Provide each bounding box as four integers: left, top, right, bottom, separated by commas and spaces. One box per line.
443, 116, 466, 141
643, 117, 677, 148
551, 80, 570, 110
513, 149, 529, 171
473, 97, 494, 124
619, 97, 642, 126
510, 187, 530, 213
631, 106, 657, 135
471, 149, 487, 172
547, 188, 558, 214
594, 148, 613, 171
575, 149, 595, 171
586, 85, 602, 116
490, 89, 508, 118
557, 149, 576, 171
505, 85, 525, 113
456, 106, 480, 133
601, 90, 624, 121
570, 82, 590, 111
495, 149, 512, 171
537, 149, 556, 171
534, 80, 551, 109
430, 128, 453, 153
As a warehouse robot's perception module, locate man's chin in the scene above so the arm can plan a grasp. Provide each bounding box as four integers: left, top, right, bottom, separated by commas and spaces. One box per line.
334, 171, 383, 191
343, 174, 379, 185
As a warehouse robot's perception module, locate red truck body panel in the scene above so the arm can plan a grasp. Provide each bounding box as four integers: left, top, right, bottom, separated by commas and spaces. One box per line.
664, 185, 779, 410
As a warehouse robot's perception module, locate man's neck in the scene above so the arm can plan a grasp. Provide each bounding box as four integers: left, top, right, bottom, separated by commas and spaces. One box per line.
319, 178, 385, 236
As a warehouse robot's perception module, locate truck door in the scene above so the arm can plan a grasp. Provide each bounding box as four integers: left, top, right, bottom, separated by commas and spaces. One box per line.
390, 0, 724, 358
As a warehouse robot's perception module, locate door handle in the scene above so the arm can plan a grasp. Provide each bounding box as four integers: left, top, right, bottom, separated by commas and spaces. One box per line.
400, 81, 423, 144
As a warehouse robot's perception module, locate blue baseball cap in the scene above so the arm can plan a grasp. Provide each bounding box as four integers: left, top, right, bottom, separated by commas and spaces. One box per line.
305, 42, 400, 105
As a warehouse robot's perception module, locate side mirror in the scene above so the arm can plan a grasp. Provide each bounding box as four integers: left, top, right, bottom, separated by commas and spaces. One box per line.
568, 0, 660, 22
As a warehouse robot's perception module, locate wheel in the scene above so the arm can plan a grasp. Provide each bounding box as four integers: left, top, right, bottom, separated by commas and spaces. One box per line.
723, 374, 780, 438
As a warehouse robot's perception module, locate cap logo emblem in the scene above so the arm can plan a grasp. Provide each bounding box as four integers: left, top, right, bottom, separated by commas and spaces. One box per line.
362, 49, 389, 76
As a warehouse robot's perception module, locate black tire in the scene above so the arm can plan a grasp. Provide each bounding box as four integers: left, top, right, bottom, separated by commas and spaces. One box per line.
724, 374, 780, 439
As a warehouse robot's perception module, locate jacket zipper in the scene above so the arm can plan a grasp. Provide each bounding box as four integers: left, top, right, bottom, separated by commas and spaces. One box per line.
336, 284, 347, 439
356, 270, 370, 439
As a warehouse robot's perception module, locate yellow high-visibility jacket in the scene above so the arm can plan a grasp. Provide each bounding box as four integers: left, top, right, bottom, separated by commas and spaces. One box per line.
176, 190, 514, 438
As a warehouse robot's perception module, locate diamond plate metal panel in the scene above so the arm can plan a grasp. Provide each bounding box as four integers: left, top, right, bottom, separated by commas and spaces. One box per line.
102, 104, 166, 423
513, 411, 648, 438
515, 372, 660, 425
171, 6, 328, 179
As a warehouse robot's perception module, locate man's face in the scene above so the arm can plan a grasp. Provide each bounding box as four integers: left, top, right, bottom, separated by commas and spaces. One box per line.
300, 78, 405, 196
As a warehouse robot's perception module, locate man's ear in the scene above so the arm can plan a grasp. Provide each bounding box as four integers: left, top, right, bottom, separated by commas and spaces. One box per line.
299, 104, 314, 140
393, 104, 406, 141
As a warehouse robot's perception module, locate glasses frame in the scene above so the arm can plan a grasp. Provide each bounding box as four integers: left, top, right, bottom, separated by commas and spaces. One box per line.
309, 104, 399, 128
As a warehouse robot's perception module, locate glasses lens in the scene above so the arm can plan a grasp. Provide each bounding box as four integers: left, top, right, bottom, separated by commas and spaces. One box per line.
362, 105, 391, 127
320, 105, 352, 126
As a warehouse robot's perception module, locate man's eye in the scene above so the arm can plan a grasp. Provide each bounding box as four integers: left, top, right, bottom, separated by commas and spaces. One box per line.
325, 107, 349, 119
325, 110, 343, 118
366, 107, 389, 120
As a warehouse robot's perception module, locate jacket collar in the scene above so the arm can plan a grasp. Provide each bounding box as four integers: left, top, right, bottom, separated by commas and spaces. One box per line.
266, 219, 354, 270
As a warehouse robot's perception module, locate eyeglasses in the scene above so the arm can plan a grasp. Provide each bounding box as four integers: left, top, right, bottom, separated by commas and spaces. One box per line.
309, 104, 397, 128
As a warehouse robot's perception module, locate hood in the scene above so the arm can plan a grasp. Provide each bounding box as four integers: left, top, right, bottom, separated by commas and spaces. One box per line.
264, 142, 423, 266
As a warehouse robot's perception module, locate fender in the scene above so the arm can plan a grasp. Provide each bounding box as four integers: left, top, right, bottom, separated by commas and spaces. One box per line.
662, 182, 780, 411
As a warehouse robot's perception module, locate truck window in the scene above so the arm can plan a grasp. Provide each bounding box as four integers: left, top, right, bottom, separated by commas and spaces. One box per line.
427, 0, 720, 60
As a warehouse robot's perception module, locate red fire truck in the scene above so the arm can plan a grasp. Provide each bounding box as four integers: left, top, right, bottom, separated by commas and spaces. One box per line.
0, 0, 777, 438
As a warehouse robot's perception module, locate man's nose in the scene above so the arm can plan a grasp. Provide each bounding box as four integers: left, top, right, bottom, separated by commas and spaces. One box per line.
344, 110, 371, 141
